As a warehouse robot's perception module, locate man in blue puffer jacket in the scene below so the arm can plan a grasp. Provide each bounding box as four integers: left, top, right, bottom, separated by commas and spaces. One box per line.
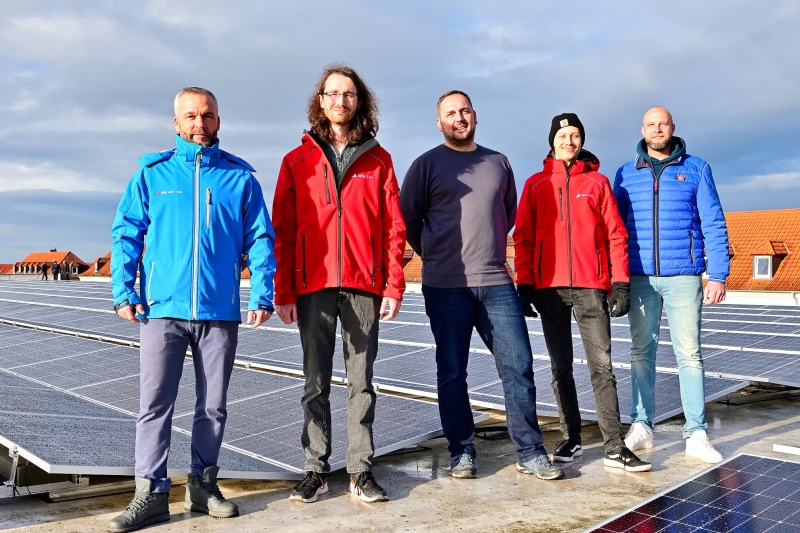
109, 87, 276, 532
613, 106, 729, 465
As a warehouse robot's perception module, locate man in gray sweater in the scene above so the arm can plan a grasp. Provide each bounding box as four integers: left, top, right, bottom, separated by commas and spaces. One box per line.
400, 90, 562, 481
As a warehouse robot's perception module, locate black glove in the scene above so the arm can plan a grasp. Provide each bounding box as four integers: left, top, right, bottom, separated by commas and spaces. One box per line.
516, 284, 538, 318
609, 282, 631, 317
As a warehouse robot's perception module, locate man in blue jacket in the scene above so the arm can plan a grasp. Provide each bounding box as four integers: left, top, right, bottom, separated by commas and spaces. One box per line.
613, 106, 729, 464
108, 87, 276, 532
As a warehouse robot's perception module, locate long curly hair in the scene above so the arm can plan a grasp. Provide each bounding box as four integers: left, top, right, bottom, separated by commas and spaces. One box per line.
307, 64, 379, 145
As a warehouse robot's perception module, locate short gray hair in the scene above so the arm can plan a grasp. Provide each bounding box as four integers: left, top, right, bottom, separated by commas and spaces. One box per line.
173, 87, 218, 115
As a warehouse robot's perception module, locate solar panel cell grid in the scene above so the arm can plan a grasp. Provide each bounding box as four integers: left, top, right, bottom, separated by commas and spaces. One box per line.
587, 454, 800, 533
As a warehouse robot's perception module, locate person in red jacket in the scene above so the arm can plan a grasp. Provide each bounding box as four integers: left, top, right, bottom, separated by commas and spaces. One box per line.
272, 64, 406, 503
514, 113, 650, 472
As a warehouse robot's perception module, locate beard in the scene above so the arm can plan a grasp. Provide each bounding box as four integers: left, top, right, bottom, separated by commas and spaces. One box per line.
442, 125, 476, 148
647, 136, 672, 151
180, 129, 219, 147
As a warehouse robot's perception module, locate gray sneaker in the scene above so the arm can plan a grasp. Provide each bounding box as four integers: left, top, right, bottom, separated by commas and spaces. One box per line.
450, 453, 477, 478
107, 478, 169, 533
516, 452, 565, 480
184, 466, 239, 518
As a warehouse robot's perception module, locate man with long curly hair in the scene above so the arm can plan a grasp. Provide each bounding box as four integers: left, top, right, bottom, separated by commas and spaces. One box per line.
272, 64, 406, 503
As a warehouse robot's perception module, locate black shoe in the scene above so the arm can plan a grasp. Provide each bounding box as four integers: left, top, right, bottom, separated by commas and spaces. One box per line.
349, 471, 388, 502
289, 471, 328, 503
552, 439, 583, 463
604, 446, 652, 472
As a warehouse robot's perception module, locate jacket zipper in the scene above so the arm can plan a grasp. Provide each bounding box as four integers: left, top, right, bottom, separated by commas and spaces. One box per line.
649, 159, 676, 276
233, 262, 238, 303
537, 242, 544, 284
205, 188, 211, 228
371, 236, 376, 287
558, 188, 563, 221
565, 163, 573, 287
192, 150, 202, 320
301, 235, 307, 288
596, 245, 602, 277
689, 230, 695, 264
323, 164, 332, 204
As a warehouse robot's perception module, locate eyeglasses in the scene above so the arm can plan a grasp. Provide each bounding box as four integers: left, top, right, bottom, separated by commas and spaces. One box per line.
322, 91, 358, 102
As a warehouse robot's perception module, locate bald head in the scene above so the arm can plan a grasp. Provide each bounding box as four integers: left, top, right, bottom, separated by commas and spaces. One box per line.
641, 106, 675, 154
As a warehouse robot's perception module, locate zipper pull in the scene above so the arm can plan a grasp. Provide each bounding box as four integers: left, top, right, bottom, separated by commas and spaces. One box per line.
654, 181, 659, 191
206, 188, 211, 204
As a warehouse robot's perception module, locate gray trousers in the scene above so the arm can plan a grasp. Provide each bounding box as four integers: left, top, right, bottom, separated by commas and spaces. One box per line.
532, 288, 625, 453
297, 288, 381, 474
135, 319, 238, 492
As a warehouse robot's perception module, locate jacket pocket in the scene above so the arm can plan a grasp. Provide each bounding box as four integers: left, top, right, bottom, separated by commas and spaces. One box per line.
596, 245, 602, 278
323, 165, 332, 204
205, 188, 211, 228
301, 235, 307, 288
232, 262, 239, 304
537, 242, 544, 284
689, 230, 695, 264
371, 236, 376, 287
147, 261, 156, 304
558, 188, 563, 221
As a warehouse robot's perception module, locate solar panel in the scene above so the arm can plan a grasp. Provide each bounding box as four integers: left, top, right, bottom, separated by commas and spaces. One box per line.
0, 325, 483, 478
585, 454, 800, 533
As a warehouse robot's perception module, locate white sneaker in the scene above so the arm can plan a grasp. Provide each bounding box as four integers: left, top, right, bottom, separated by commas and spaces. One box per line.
685, 430, 723, 464
624, 422, 654, 452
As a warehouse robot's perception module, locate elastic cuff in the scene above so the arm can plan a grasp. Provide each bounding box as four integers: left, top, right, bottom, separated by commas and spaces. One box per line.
150, 477, 172, 493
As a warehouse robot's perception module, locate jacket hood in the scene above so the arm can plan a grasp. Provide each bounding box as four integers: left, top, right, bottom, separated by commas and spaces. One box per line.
542, 149, 600, 174
636, 136, 686, 165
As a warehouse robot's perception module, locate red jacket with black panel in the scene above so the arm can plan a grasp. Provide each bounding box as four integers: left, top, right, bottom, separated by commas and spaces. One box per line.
272, 132, 406, 304
513, 150, 629, 291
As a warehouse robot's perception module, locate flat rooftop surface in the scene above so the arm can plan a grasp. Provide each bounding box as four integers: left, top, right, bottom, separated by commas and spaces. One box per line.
2, 395, 799, 533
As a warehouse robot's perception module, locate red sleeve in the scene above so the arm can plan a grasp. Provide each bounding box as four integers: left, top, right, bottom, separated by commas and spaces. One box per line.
272, 157, 298, 305
380, 154, 406, 301
600, 176, 630, 285
513, 178, 536, 286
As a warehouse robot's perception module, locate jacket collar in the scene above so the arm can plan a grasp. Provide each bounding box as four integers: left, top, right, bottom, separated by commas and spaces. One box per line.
175, 134, 221, 166
542, 149, 600, 174
302, 131, 379, 175
634, 137, 687, 169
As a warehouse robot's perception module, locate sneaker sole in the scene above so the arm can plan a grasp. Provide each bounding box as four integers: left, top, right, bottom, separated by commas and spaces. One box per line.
450, 469, 476, 479
348, 484, 389, 502
107, 513, 170, 533
183, 502, 239, 518
603, 458, 652, 472
515, 463, 565, 480
685, 450, 723, 464
552, 449, 584, 463
288, 482, 328, 503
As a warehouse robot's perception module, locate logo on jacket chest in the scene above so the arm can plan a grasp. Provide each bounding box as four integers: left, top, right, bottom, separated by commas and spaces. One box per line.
575, 193, 595, 199
351, 173, 374, 180
155, 190, 184, 196
676, 174, 686, 182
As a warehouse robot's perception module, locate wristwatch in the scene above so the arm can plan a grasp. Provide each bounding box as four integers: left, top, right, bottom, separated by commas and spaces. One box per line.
113, 299, 131, 312
258, 304, 275, 313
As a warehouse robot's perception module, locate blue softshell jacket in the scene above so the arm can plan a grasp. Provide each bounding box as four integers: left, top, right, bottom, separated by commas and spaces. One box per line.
612, 138, 730, 283
111, 135, 276, 320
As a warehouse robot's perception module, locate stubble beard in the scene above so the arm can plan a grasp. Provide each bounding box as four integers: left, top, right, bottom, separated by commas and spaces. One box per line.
647, 136, 672, 151
443, 125, 475, 148
180, 130, 218, 147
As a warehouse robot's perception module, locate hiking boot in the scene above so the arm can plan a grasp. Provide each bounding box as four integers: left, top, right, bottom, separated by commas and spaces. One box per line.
107, 478, 169, 533
552, 439, 583, 463
624, 422, 654, 452
184, 466, 239, 518
604, 446, 652, 472
349, 471, 389, 502
685, 430, 723, 464
289, 471, 328, 503
450, 453, 477, 479
516, 452, 565, 480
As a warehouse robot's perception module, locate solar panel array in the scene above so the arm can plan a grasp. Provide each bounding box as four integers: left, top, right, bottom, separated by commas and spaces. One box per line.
586, 453, 800, 533
0, 321, 478, 479
0, 279, 773, 424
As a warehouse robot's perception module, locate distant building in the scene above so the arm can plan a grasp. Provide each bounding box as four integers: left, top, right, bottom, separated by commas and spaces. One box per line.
724, 208, 800, 304
12, 250, 89, 277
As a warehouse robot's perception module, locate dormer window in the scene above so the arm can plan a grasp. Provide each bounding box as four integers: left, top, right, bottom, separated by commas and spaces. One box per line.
753, 256, 772, 279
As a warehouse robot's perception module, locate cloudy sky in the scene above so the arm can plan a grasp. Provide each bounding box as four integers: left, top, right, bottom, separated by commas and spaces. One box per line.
1, 1, 799, 263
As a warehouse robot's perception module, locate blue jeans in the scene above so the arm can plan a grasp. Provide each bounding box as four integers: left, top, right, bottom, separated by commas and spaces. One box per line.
422, 283, 545, 462
628, 275, 707, 439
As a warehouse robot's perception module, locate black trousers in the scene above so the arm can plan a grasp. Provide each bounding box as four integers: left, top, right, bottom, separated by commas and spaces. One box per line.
532, 288, 625, 452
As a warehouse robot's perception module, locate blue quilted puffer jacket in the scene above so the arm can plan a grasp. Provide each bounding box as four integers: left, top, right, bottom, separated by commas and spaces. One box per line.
612, 138, 729, 283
